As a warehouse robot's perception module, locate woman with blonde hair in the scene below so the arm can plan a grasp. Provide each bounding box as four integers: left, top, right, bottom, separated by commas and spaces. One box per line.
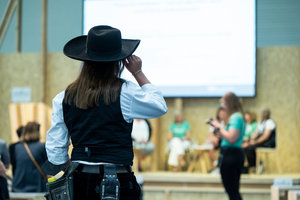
11, 121, 47, 192
208, 92, 245, 200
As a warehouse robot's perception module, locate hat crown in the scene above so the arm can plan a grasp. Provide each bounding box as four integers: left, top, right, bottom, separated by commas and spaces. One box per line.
63, 25, 140, 62
86, 26, 122, 56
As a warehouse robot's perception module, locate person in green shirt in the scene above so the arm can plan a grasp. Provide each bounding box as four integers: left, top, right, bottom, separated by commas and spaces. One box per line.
243, 111, 257, 143
208, 92, 245, 200
167, 112, 191, 171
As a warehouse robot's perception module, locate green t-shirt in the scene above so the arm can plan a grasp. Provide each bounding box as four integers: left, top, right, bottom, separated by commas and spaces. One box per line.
169, 121, 191, 138
244, 122, 257, 139
221, 112, 245, 148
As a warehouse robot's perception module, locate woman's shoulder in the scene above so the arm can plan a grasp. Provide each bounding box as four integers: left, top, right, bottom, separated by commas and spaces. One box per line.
30, 142, 46, 154
265, 118, 276, 129
121, 79, 154, 91
266, 118, 275, 124
231, 112, 243, 120
27, 141, 45, 148
229, 112, 245, 125
53, 91, 65, 103
120, 79, 139, 93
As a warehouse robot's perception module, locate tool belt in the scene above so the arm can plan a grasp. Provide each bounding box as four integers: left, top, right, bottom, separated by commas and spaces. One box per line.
81, 164, 131, 174
44, 162, 79, 200
82, 164, 132, 199
45, 163, 131, 200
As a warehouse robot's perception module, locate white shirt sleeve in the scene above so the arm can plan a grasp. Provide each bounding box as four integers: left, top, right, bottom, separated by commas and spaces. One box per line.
265, 119, 276, 130
120, 81, 168, 123
45, 91, 70, 165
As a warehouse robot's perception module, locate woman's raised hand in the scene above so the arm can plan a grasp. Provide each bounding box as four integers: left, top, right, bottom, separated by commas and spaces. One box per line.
123, 55, 150, 86
123, 55, 142, 75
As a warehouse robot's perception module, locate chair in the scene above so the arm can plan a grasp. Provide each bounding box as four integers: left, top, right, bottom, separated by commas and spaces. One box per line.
288, 190, 300, 200
164, 141, 192, 172
133, 145, 155, 172
271, 185, 300, 200
256, 133, 281, 174
187, 144, 213, 173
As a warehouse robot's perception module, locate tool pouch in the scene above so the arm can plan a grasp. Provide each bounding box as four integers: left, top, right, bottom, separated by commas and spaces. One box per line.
100, 165, 120, 200
44, 162, 79, 200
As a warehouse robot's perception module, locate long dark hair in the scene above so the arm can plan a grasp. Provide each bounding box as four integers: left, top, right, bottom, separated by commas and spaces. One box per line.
64, 61, 124, 109
222, 92, 244, 123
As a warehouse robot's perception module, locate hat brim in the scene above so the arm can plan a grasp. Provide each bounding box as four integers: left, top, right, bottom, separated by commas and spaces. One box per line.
63, 36, 140, 62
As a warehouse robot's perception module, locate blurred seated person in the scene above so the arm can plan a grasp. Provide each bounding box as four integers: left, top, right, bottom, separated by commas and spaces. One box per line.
242, 111, 257, 146
243, 108, 276, 170
12, 122, 47, 192
204, 107, 225, 171
9, 125, 24, 176
0, 139, 10, 200
167, 112, 191, 172
132, 119, 155, 171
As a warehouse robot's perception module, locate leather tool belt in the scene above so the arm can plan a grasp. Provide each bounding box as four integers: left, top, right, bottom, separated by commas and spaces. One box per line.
45, 163, 130, 200
81, 164, 131, 174
44, 162, 79, 200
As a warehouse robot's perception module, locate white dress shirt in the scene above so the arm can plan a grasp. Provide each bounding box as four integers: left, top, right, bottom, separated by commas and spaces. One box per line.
46, 80, 168, 165
258, 119, 276, 135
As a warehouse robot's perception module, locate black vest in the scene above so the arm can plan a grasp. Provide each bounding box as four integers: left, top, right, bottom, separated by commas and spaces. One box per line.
262, 128, 276, 148
62, 91, 133, 165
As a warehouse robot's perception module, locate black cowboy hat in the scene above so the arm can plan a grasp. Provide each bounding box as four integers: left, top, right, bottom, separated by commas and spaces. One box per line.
63, 25, 140, 62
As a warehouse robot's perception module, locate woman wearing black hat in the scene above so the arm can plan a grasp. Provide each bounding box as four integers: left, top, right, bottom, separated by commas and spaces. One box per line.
45, 25, 167, 199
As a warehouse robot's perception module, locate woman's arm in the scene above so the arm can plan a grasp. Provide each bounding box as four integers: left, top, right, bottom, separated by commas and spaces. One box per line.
45, 91, 70, 165
219, 128, 240, 144
121, 55, 168, 122
251, 129, 272, 145
209, 119, 240, 144
250, 129, 259, 140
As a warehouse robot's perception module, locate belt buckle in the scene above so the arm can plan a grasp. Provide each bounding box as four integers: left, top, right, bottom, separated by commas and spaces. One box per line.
100, 165, 120, 200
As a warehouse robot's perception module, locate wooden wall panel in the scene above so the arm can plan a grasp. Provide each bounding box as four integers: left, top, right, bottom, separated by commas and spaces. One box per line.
0, 53, 43, 142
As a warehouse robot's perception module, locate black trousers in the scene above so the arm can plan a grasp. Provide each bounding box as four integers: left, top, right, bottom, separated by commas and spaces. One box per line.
243, 145, 257, 167
219, 147, 244, 200
73, 170, 141, 200
0, 176, 9, 200
244, 142, 275, 167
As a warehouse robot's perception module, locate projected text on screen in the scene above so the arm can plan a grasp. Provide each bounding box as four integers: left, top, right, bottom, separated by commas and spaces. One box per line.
84, 0, 256, 97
